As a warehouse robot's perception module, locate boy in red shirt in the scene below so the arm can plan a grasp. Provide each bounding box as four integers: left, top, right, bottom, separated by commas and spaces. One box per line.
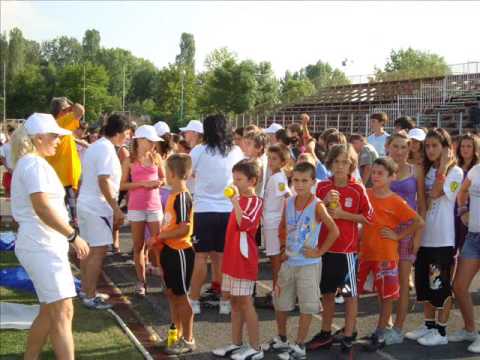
359, 158, 424, 351
308, 144, 373, 353
212, 160, 264, 360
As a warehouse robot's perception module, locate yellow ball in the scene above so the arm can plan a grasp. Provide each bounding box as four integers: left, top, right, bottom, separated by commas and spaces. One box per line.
224, 187, 235, 198
329, 201, 338, 209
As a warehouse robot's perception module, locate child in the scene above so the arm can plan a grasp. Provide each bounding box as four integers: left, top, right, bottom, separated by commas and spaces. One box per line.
307, 144, 373, 353
405, 128, 463, 346
212, 160, 264, 360
243, 130, 268, 198
263, 145, 292, 299
120, 125, 164, 296
359, 158, 424, 351
263, 162, 339, 359
152, 154, 196, 355
367, 112, 389, 157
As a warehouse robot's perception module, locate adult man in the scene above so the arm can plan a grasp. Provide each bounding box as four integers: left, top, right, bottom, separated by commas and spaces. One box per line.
350, 133, 379, 187
367, 112, 390, 157
77, 113, 129, 309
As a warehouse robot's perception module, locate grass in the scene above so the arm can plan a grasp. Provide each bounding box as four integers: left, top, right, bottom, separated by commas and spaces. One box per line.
0, 250, 143, 360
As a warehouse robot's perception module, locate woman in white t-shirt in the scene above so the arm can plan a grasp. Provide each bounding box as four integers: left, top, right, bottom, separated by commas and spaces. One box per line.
451, 163, 480, 353
189, 115, 244, 315
406, 128, 463, 347
11, 113, 89, 360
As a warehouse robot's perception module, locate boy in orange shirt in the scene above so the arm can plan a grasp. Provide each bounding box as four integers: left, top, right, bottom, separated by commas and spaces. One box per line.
359, 158, 424, 351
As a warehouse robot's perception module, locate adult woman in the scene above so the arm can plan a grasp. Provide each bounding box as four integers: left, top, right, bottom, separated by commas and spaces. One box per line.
11, 113, 89, 359
189, 114, 244, 315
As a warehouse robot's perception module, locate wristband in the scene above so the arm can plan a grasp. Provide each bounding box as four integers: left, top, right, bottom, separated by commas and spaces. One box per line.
67, 229, 78, 243
436, 173, 446, 182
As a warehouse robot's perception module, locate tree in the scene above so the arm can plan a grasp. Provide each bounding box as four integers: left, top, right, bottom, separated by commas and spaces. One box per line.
374, 48, 450, 81
304, 60, 350, 90
82, 29, 101, 62
175, 33, 195, 71
41, 36, 82, 67
7, 28, 26, 81
280, 75, 315, 104
204, 47, 237, 71
254, 61, 280, 109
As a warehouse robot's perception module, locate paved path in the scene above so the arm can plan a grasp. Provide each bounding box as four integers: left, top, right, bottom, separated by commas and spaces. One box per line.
103, 231, 480, 360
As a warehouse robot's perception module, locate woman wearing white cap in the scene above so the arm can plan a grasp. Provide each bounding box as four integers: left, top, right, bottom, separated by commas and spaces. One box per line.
408, 128, 426, 166
120, 125, 165, 296
180, 120, 204, 149
10, 113, 89, 359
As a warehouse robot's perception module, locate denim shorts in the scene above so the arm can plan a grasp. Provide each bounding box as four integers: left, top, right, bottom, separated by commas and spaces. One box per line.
460, 232, 480, 260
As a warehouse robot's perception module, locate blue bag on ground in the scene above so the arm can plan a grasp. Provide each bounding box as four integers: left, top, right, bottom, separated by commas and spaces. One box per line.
0, 266, 81, 294
0, 232, 16, 251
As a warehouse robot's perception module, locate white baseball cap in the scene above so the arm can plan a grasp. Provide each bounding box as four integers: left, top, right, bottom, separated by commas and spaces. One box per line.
408, 128, 426, 142
133, 125, 163, 142
25, 113, 71, 136
264, 123, 283, 134
180, 120, 204, 134
153, 121, 170, 137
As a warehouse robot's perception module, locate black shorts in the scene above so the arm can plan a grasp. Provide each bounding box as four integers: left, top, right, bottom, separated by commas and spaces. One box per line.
414, 246, 455, 308
320, 252, 358, 297
193, 212, 230, 253
160, 245, 195, 296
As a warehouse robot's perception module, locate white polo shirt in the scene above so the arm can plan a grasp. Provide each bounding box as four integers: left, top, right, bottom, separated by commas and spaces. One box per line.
263, 170, 291, 229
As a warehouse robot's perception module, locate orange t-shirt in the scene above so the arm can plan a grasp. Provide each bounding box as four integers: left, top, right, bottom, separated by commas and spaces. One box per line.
360, 189, 417, 261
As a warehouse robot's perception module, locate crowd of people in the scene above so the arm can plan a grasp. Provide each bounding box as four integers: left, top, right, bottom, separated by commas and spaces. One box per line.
1, 98, 480, 359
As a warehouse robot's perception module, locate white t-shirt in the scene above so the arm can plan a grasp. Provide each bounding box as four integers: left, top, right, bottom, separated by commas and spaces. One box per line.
467, 164, 480, 232
263, 170, 291, 229
367, 132, 389, 157
422, 165, 463, 247
0, 142, 13, 170
190, 144, 244, 213
77, 138, 122, 217
11, 154, 69, 253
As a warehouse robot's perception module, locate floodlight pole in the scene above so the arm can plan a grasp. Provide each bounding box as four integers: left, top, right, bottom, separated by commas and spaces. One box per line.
122, 64, 126, 112
180, 68, 185, 123
3, 62, 6, 126
83, 64, 86, 107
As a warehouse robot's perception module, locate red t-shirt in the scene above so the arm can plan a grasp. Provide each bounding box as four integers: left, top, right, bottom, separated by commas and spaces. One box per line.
316, 177, 373, 253
222, 196, 263, 281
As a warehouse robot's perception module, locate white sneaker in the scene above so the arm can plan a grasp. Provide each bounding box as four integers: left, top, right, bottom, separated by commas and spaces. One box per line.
261, 336, 290, 351
231, 346, 264, 360
191, 300, 201, 315
405, 325, 433, 340
417, 329, 448, 346
335, 295, 345, 304
211, 343, 242, 357
468, 336, 480, 353
78, 291, 110, 301
278, 343, 306, 360
219, 300, 231, 315
448, 329, 478, 342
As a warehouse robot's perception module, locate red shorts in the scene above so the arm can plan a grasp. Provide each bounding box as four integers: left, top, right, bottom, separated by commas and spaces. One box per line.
358, 260, 399, 300
2, 172, 12, 194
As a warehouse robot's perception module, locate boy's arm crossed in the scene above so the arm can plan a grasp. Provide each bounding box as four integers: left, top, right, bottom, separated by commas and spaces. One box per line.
304, 202, 339, 258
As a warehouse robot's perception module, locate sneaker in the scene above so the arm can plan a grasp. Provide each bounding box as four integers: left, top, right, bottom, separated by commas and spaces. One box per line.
231, 346, 264, 360
448, 329, 478, 342
164, 337, 196, 355
306, 331, 333, 351
200, 287, 220, 305
191, 299, 201, 315
261, 336, 290, 352
340, 336, 353, 353
468, 336, 480, 353
78, 291, 110, 301
278, 343, 306, 360
417, 329, 448, 346
219, 300, 231, 315
134, 282, 146, 297
332, 327, 358, 343
212, 343, 242, 357
362, 333, 385, 352
405, 325, 433, 340
335, 294, 345, 304
83, 296, 113, 310
384, 328, 404, 345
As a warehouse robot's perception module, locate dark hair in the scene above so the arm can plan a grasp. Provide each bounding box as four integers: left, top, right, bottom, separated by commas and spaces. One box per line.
293, 162, 316, 180
456, 133, 480, 171
178, 139, 192, 153
234, 127, 244, 137
103, 113, 129, 138
268, 144, 291, 164
325, 131, 347, 149
423, 128, 455, 174
349, 133, 365, 143
167, 154, 192, 180
50, 97, 73, 118
394, 116, 415, 131
158, 133, 173, 157
371, 112, 388, 125
171, 133, 181, 144
373, 157, 398, 176
203, 114, 233, 157
275, 129, 291, 146
232, 159, 260, 183
7, 125, 16, 135
244, 131, 267, 153
325, 143, 358, 174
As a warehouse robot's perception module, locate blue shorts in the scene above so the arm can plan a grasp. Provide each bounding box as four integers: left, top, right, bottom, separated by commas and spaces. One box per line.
460, 232, 480, 260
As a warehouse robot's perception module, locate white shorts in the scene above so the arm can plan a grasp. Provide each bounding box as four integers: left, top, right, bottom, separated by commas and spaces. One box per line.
78, 209, 113, 247
127, 209, 163, 223
221, 274, 255, 296
263, 227, 281, 256
15, 248, 76, 304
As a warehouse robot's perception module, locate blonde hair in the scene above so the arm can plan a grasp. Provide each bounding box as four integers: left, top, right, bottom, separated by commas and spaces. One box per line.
11, 125, 36, 167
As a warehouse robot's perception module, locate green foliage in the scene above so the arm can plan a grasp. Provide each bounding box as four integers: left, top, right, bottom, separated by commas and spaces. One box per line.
304, 60, 350, 89
7, 28, 26, 81
374, 48, 450, 81
41, 36, 83, 67
176, 33, 195, 71
82, 29, 101, 62
280, 77, 315, 104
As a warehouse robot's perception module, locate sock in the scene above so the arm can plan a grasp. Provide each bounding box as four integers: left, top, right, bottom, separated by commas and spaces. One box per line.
211, 281, 221, 293
279, 335, 287, 343
425, 319, 436, 329
437, 323, 446, 337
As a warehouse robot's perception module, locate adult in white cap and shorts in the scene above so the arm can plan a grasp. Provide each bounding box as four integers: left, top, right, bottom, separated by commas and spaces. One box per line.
180, 120, 204, 149
11, 113, 90, 359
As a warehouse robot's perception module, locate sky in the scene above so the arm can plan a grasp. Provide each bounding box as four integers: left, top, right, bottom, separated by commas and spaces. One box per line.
2, 1, 480, 80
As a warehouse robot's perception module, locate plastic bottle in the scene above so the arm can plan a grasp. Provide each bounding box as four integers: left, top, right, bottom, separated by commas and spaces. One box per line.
167, 323, 178, 347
